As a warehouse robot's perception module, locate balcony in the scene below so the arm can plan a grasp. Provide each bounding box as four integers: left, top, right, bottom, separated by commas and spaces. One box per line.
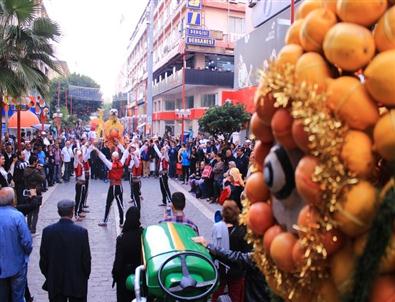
153, 68, 234, 96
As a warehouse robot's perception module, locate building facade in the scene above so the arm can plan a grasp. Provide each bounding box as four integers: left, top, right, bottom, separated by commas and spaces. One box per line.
117, 0, 247, 137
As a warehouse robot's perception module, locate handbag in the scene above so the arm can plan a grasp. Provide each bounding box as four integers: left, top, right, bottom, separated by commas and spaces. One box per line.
219, 186, 231, 205
202, 165, 213, 179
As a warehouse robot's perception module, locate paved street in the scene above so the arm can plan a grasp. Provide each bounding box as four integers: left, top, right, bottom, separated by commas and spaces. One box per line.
28, 177, 219, 301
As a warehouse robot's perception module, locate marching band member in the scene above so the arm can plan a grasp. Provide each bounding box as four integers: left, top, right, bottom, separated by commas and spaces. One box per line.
93, 144, 128, 227
73, 150, 88, 221
120, 143, 141, 209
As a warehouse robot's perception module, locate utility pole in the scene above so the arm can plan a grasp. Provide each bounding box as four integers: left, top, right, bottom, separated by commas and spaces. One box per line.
146, 0, 155, 136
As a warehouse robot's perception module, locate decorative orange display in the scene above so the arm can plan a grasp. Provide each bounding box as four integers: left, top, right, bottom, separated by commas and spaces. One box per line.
297, 205, 320, 229
365, 50, 395, 106
374, 6, 395, 52
252, 141, 272, 171
341, 131, 374, 178
320, 228, 345, 256
321, 0, 337, 12
245, 171, 270, 204
374, 110, 395, 162
295, 156, 322, 206
317, 280, 341, 302
326, 76, 379, 130
299, 8, 337, 52
330, 244, 356, 295
323, 22, 376, 72
292, 119, 310, 153
271, 109, 297, 150
334, 181, 378, 237
247, 202, 274, 236
276, 44, 304, 68
369, 275, 395, 302
296, 0, 322, 19
250, 113, 274, 143
291, 240, 306, 268
295, 52, 332, 90
270, 232, 298, 272
254, 92, 277, 126
336, 0, 387, 27
285, 19, 304, 46
263, 225, 284, 256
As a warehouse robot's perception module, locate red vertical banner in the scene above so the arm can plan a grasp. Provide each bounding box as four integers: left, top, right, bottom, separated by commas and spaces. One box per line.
291, 0, 295, 24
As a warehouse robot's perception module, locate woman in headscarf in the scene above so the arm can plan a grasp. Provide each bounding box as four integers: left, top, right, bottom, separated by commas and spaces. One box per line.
112, 207, 143, 302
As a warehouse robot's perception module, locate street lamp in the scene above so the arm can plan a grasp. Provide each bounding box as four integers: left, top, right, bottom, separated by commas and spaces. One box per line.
175, 108, 191, 142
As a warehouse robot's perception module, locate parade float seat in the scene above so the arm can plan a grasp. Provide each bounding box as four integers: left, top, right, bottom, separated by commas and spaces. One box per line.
128, 222, 218, 302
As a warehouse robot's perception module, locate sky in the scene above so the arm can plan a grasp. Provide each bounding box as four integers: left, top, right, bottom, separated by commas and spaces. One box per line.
44, 0, 148, 102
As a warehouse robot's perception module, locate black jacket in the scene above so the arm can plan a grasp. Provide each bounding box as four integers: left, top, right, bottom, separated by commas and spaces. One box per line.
207, 244, 270, 302
39, 219, 91, 299
112, 228, 143, 302
235, 154, 249, 178
24, 165, 45, 190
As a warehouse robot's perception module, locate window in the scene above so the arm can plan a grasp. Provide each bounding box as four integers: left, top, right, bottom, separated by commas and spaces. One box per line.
165, 100, 175, 111
228, 16, 245, 35
187, 96, 194, 109
202, 94, 217, 108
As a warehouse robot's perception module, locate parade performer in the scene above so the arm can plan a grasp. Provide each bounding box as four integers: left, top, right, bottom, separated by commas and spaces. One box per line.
120, 143, 141, 209
73, 150, 88, 221
154, 144, 171, 206
93, 145, 128, 227
80, 137, 93, 210
103, 109, 124, 149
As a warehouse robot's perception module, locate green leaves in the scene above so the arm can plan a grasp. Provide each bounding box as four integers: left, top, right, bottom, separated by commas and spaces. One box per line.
198, 102, 250, 139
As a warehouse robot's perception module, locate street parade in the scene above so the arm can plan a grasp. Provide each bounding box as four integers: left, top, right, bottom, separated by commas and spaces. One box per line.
1, 0, 395, 302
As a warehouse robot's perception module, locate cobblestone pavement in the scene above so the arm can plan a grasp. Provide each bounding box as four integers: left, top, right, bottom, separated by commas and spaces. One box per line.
28, 176, 218, 301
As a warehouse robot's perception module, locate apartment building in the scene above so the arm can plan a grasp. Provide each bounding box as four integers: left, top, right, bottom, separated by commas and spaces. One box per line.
119, 0, 247, 136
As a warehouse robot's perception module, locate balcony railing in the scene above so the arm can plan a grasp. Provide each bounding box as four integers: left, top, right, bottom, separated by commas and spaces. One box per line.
153, 68, 234, 96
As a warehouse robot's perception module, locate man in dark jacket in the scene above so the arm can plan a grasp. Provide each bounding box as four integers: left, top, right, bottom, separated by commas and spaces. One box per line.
234, 147, 249, 179
193, 236, 270, 302
24, 155, 46, 234
40, 200, 91, 302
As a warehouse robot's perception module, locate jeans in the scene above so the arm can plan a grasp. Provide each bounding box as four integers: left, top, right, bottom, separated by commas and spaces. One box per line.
0, 263, 27, 302
182, 165, 190, 183
63, 161, 71, 181
169, 160, 176, 178
27, 205, 39, 233
55, 164, 62, 182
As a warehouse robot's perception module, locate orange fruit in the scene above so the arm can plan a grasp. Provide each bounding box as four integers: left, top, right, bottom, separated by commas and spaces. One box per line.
292, 240, 306, 268
285, 19, 304, 46
330, 244, 356, 295
373, 110, 395, 161
334, 181, 378, 237
370, 276, 395, 302
250, 113, 274, 143
296, 0, 322, 19
271, 109, 297, 150
321, 0, 337, 12
297, 205, 320, 229
326, 76, 379, 130
247, 202, 274, 235
270, 232, 297, 272
365, 50, 395, 106
295, 52, 332, 90
336, 0, 387, 27
323, 22, 375, 71
263, 225, 284, 256
374, 6, 395, 52
254, 92, 276, 127
341, 131, 374, 178
292, 119, 310, 153
245, 171, 270, 203
295, 156, 322, 206
252, 141, 271, 171
299, 8, 337, 52
276, 44, 304, 67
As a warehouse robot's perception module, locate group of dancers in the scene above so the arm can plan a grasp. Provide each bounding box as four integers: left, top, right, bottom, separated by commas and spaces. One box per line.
72, 136, 171, 227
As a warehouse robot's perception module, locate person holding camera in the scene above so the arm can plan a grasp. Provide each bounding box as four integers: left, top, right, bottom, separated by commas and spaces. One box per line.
23, 155, 45, 235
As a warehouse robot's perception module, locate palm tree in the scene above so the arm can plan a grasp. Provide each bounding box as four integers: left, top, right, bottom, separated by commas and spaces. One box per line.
0, 0, 60, 140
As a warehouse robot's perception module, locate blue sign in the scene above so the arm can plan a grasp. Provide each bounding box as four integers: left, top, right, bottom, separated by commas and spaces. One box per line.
186, 28, 210, 37
186, 36, 215, 47
187, 0, 202, 9
187, 11, 201, 26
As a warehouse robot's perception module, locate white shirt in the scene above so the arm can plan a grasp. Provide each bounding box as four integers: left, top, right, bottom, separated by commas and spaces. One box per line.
22, 150, 31, 163
61, 146, 71, 162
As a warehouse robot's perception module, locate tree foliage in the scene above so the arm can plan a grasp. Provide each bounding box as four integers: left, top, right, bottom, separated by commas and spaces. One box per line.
198, 102, 250, 138
0, 0, 60, 138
